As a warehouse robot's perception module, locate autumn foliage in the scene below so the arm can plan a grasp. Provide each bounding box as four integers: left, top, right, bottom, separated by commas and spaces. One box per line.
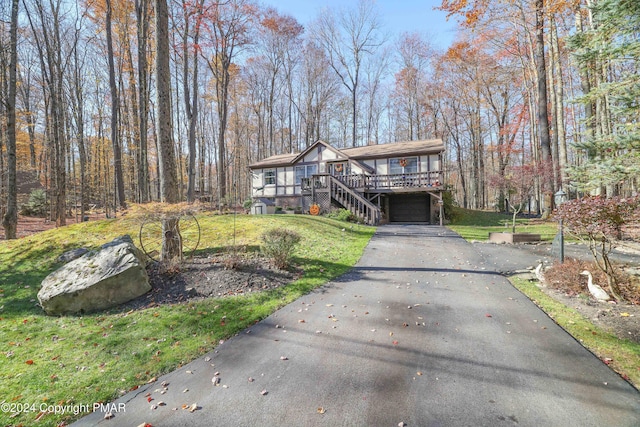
555, 196, 640, 300
555, 196, 640, 241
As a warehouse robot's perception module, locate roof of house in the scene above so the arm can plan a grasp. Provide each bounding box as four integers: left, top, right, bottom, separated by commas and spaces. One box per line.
253, 197, 275, 206
341, 139, 444, 159
249, 152, 298, 168
248, 139, 444, 169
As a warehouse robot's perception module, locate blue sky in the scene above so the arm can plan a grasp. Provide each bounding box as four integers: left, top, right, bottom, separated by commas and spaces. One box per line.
262, 0, 459, 50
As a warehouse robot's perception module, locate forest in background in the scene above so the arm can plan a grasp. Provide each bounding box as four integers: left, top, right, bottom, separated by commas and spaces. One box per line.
0, 0, 639, 237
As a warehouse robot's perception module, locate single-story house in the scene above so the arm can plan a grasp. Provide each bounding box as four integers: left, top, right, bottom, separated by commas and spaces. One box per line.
248, 139, 445, 225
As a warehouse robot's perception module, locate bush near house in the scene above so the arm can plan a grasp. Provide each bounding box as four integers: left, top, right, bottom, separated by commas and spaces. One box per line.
555, 196, 640, 301
325, 208, 356, 223
260, 228, 302, 269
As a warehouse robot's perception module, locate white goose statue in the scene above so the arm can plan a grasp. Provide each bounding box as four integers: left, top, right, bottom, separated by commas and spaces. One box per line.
580, 270, 611, 301
534, 263, 545, 283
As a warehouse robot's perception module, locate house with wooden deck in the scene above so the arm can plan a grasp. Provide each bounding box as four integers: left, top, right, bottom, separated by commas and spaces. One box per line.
248, 139, 445, 225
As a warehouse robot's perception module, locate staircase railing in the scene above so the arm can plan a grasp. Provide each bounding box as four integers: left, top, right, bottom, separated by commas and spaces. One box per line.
329, 175, 380, 225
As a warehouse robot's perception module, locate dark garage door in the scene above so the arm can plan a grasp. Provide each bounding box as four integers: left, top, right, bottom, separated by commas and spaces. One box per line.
388, 194, 430, 223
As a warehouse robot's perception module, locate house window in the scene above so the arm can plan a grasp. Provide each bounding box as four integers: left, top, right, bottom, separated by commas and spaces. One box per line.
264, 169, 276, 185
295, 164, 318, 184
389, 157, 418, 174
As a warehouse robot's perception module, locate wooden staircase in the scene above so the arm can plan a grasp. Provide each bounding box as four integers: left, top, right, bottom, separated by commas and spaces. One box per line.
329, 176, 380, 225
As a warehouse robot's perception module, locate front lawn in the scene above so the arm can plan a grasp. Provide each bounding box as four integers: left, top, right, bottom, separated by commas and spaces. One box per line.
0, 213, 375, 426
448, 207, 559, 241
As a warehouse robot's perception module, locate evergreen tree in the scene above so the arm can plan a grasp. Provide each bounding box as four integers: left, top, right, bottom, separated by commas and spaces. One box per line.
570, 0, 640, 194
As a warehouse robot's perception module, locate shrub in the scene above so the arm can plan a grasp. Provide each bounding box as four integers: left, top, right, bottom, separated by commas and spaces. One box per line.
260, 228, 301, 269
544, 258, 640, 304
555, 195, 640, 301
326, 208, 355, 222
441, 189, 458, 222
20, 189, 49, 217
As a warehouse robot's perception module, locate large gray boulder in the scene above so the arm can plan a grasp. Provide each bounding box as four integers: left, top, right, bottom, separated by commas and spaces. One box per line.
38, 235, 151, 315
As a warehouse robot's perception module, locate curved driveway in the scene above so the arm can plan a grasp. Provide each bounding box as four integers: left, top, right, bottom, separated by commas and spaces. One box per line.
75, 225, 640, 427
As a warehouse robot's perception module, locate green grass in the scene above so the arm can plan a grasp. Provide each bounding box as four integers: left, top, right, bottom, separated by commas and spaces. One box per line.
510, 277, 640, 389
0, 213, 375, 426
448, 207, 559, 241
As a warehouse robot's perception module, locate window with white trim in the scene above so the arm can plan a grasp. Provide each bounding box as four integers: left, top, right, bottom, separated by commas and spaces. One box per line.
264, 169, 276, 185
295, 164, 318, 184
389, 157, 418, 174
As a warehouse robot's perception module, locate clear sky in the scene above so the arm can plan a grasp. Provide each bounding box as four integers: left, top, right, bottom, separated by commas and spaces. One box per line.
261, 0, 459, 51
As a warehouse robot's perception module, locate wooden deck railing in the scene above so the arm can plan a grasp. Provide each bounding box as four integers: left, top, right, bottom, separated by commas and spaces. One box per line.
303, 171, 443, 192
329, 176, 380, 225
359, 171, 442, 190
301, 171, 442, 225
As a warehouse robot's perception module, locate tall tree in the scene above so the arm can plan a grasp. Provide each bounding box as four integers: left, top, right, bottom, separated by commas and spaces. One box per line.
135, 0, 151, 202
534, 0, 553, 214
68, 3, 89, 223
299, 41, 338, 147
569, 0, 640, 195
312, 0, 385, 147
24, 0, 67, 226
105, 0, 126, 209
155, 0, 180, 260
393, 32, 432, 141
257, 8, 303, 154
183, 0, 205, 203
17, 61, 39, 170
1, 0, 19, 239
202, 0, 256, 204
549, 15, 568, 192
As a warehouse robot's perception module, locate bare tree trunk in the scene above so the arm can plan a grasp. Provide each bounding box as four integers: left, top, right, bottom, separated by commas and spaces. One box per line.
547, 41, 559, 190
71, 28, 88, 223
17, 68, 38, 170
534, 0, 554, 217
216, 61, 229, 205
185, 0, 204, 203
201, 0, 254, 204
25, 0, 66, 226
2, 0, 19, 239
550, 16, 568, 192
155, 0, 181, 260
121, 30, 140, 202
535, 0, 553, 215
313, 2, 384, 147
136, 0, 151, 202
106, 0, 126, 209
575, 10, 595, 141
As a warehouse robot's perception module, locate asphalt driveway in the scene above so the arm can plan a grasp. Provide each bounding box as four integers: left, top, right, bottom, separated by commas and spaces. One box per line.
74, 225, 640, 427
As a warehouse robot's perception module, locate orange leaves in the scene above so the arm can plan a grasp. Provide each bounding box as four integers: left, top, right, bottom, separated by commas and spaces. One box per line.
444, 41, 474, 62
437, 0, 489, 28
464, 9, 481, 26
260, 7, 303, 38
438, 0, 471, 16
